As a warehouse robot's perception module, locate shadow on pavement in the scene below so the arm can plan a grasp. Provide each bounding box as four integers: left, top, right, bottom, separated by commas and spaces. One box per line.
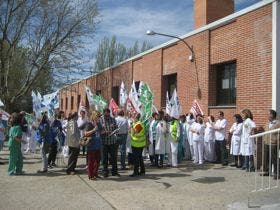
192, 176, 225, 184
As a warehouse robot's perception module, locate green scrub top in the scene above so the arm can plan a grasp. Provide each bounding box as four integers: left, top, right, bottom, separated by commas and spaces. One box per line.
8, 125, 22, 148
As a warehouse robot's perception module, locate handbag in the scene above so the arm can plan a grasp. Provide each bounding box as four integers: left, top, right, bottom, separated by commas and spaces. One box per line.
79, 136, 92, 146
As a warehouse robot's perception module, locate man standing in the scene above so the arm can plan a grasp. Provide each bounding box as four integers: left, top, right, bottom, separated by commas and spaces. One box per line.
99, 108, 120, 177
214, 111, 228, 166
115, 110, 128, 170
130, 113, 146, 177
262, 110, 280, 179
77, 110, 88, 156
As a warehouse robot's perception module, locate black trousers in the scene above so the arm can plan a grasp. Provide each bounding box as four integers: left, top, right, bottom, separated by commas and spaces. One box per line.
132, 146, 145, 175
215, 140, 228, 164
263, 144, 279, 175
67, 147, 80, 173
102, 144, 118, 175
48, 144, 58, 165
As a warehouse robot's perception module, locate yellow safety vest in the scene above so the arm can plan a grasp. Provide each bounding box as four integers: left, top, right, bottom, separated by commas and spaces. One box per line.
131, 121, 146, 148
171, 120, 179, 141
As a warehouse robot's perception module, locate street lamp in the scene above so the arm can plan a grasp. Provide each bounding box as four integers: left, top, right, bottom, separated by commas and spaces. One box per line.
146, 30, 194, 62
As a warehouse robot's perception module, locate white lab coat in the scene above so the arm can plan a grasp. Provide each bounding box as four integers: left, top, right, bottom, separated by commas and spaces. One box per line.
204, 122, 215, 162
230, 122, 243, 155
187, 116, 195, 159
148, 119, 156, 155
155, 120, 167, 155
192, 122, 205, 164
240, 118, 256, 156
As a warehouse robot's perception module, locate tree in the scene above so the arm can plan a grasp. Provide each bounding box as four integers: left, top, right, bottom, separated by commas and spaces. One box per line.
0, 0, 99, 112
93, 36, 153, 73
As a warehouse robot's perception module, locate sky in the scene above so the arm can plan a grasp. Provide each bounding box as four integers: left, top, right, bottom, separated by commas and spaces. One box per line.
70, 0, 262, 82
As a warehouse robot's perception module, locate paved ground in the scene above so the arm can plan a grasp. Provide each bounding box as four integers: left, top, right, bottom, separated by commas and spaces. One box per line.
1, 145, 280, 210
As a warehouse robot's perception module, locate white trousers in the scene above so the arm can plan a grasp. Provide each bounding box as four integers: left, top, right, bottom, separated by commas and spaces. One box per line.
204, 141, 216, 162
193, 140, 204, 164
168, 140, 178, 167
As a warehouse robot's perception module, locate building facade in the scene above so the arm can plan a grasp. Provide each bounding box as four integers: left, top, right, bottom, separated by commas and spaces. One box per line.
59, 0, 280, 130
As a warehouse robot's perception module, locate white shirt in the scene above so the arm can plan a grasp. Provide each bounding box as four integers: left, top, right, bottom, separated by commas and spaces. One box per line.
192, 122, 205, 141
214, 119, 228, 141
269, 120, 277, 129
204, 122, 215, 142
115, 116, 128, 134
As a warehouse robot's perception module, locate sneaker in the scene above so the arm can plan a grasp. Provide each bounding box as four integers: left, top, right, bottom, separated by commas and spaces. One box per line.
51, 163, 57, 167
112, 173, 121, 177
37, 169, 48, 173
48, 165, 53, 169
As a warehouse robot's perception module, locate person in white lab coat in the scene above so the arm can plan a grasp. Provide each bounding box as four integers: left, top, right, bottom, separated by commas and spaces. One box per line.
229, 114, 243, 168
214, 111, 228, 166
186, 113, 195, 160
240, 109, 256, 172
148, 112, 159, 166
191, 114, 205, 165
168, 117, 181, 167
204, 116, 216, 162
154, 111, 167, 168
180, 115, 191, 160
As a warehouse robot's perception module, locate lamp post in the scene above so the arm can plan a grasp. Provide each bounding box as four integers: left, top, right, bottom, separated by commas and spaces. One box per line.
146, 30, 201, 99
146, 30, 194, 62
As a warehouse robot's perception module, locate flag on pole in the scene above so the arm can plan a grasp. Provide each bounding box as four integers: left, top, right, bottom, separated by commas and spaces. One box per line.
126, 98, 137, 115
139, 82, 154, 133
190, 99, 204, 117
119, 81, 128, 107
0, 99, 4, 107
169, 89, 181, 119
85, 86, 95, 106
129, 81, 141, 113
166, 91, 171, 115
109, 98, 119, 116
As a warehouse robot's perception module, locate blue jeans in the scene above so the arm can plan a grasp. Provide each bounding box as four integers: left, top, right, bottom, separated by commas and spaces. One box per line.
118, 134, 127, 168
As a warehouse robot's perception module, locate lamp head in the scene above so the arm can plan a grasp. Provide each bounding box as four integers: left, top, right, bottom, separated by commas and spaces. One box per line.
146, 30, 156, 35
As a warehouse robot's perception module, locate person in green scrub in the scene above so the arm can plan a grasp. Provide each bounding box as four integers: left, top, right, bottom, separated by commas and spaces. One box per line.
8, 113, 27, 176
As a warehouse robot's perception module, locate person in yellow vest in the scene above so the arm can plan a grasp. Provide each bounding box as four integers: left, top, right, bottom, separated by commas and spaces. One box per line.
168, 117, 180, 167
129, 113, 146, 177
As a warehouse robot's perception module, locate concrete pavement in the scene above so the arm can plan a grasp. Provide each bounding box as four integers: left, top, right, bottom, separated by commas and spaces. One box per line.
1, 145, 280, 210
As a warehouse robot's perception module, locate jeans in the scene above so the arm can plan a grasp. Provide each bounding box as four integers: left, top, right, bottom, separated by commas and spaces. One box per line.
48, 144, 58, 165
155, 154, 164, 166
132, 146, 145, 175
244, 155, 255, 171
41, 142, 50, 170
118, 134, 127, 168
102, 144, 118, 176
215, 140, 228, 164
67, 147, 80, 173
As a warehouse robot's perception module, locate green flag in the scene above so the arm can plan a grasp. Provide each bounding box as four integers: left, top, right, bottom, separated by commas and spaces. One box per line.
139, 83, 154, 133
92, 94, 107, 112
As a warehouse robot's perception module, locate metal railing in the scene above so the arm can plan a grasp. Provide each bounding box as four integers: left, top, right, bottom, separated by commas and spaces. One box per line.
249, 127, 280, 192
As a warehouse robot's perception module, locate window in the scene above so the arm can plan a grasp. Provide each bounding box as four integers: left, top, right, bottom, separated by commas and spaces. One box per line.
61, 99, 63, 110
65, 97, 68, 110
77, 95, 81, 107
96, 90, 101, 95
112, 86, 119, 105
216, 62, 236, 105
71, 96, 74, 110
135, 81, 140, 92
162, 73, 177, 107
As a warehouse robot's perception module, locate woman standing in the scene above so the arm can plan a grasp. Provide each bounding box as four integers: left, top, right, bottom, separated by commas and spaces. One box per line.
154, 111, 167, 168
204, 116, 216, 162
229, 114, 243, 168
84, 112, 102, 180
191, 114, 205, 165
65, 112, 80, 175
240, 109, 256, 172
8, 113, 27, 176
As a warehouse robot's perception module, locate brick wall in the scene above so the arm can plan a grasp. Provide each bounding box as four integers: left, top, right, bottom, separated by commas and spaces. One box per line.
59, 4, 273, 129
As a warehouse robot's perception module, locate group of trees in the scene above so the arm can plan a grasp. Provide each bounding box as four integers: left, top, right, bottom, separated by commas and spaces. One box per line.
0, 0, 152, 113
0, 0, 99, 112
93, 36, 153, 73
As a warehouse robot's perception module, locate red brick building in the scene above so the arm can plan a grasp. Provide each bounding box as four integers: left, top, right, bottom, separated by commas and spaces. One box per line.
59, 0, 280, 129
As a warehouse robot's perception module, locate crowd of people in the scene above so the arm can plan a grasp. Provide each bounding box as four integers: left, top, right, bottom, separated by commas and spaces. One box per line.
2, 107, 280, 180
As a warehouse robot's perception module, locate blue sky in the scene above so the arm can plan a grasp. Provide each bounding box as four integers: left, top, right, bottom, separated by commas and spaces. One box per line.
72, 0, 262, 80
